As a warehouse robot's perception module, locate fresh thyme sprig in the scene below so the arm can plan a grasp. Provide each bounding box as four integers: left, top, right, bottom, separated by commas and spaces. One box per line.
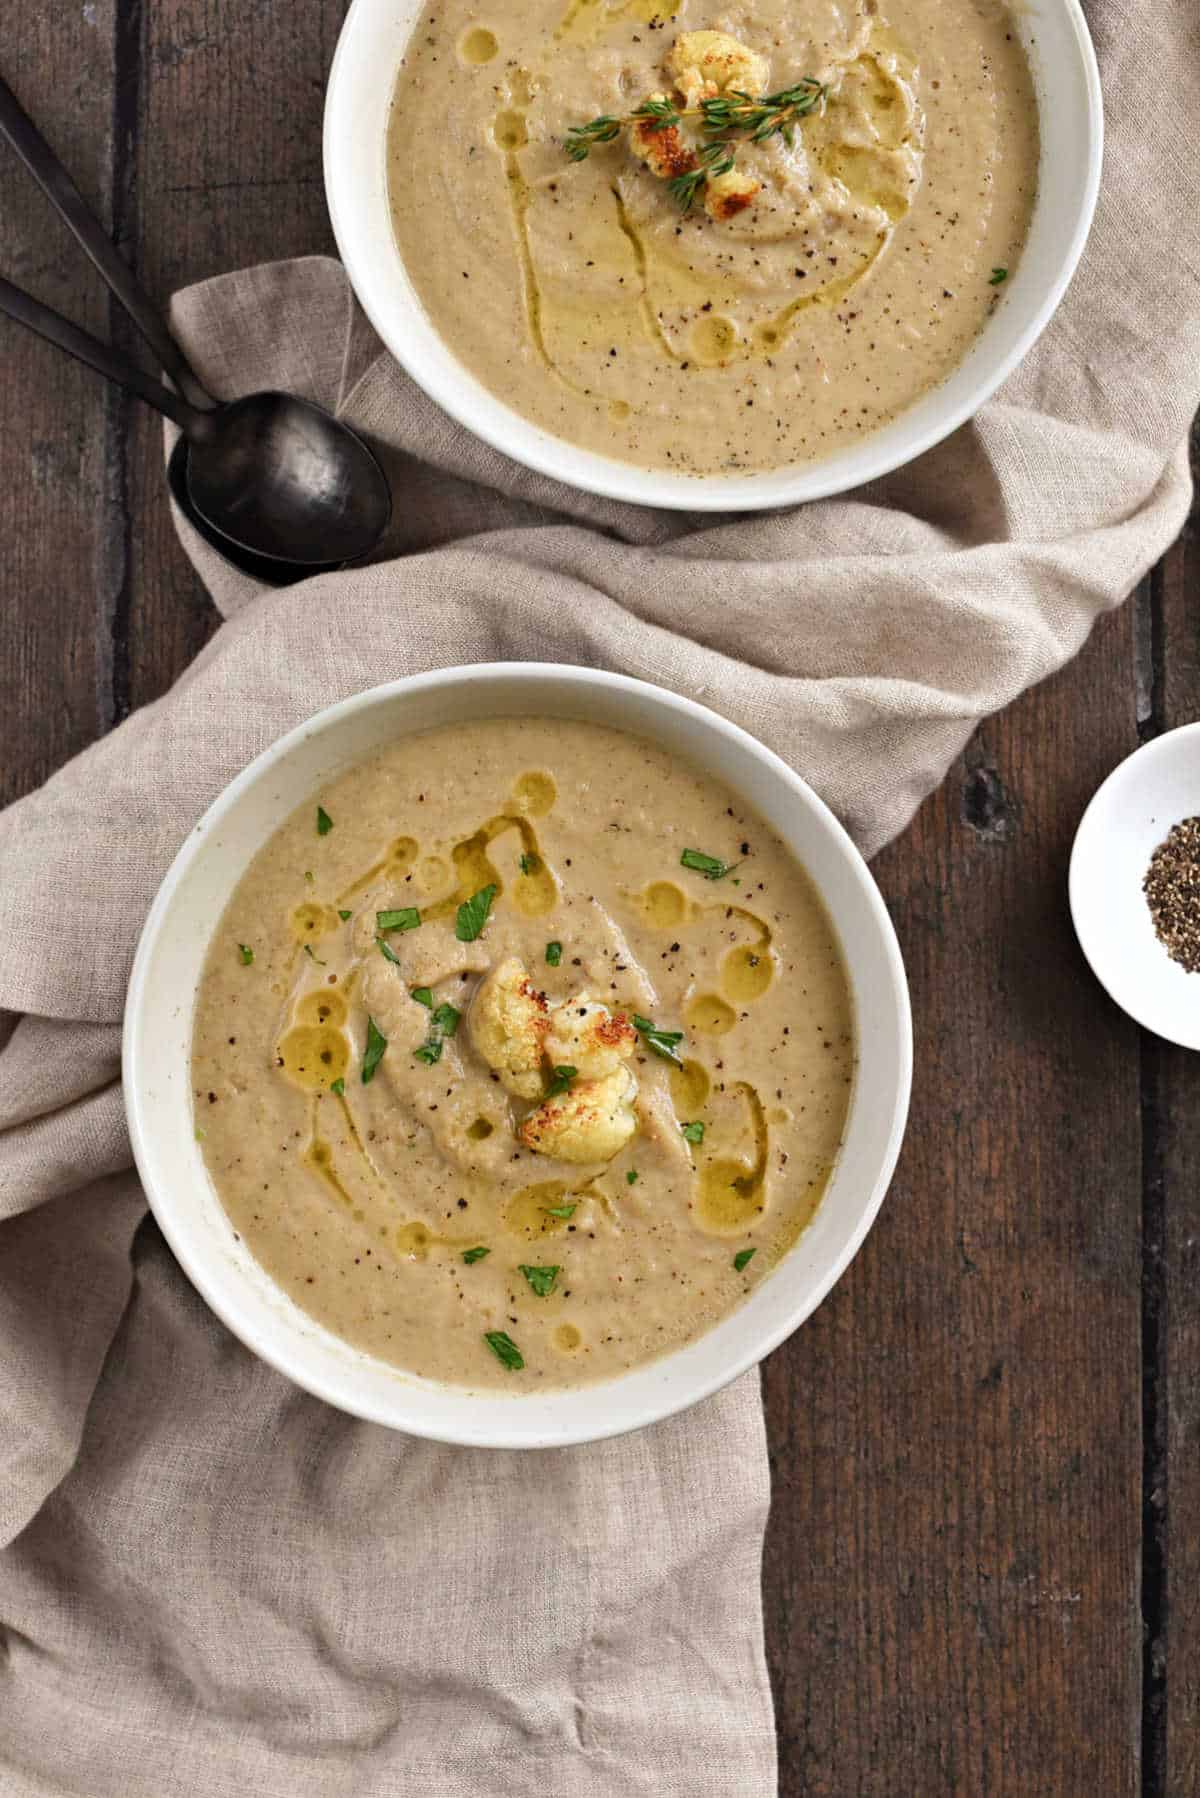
564, 79, 826, 210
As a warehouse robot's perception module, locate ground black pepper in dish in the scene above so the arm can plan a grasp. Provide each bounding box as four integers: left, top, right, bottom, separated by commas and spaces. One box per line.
1144, 816, 1200, 972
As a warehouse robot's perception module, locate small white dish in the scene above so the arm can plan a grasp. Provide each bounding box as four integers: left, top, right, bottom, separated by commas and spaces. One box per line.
1069, 724, 1200, 1050
323, 0, 1102, 511
123, 664, 911, 1448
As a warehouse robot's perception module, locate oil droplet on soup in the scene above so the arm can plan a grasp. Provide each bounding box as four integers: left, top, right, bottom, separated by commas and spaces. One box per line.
691, 315, 739, 364
641, 880, 689, 928
290, 901, 338, 943
389, 835, 418, 873
685, 993, 737, 1035
296, 990, 348, 1027
696, 1159, 765, 1235
511, 770, 556, 816
554, 1323, 583, 1353
466, 1117, 495, 1141
670, 1057, 710, 1113
492, 110, 528, 151
722, 944, 775, 1003
512, 850, 557, 917
458, 25, 498, 62
396, 1221, 432, 1260
506, 1180, 572, 1237
416, 855, 451, 894
278, 1024, 348, 1089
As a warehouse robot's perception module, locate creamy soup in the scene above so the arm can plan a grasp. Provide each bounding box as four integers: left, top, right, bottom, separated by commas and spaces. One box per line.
386, 0, 1038, 474
192, 721, 854, 1390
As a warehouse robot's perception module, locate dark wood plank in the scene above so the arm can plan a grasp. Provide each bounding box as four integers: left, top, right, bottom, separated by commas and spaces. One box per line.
763, 602, 1144, 1795
0, 8, 117, 806
1151, 420, 1200, 1797
120, 0, 349, 719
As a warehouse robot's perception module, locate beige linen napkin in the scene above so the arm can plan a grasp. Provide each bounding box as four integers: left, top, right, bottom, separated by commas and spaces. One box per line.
2, 1, 1199, 1788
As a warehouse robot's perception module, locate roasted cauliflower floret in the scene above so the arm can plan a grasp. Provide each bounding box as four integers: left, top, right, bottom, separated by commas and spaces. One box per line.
468, 956, 549, 1099
630, 96, 700, 181
519, 1067, 638, 1165
544, 994, 637, 1080
667, 31, 769, 109
703, 166, 761, 221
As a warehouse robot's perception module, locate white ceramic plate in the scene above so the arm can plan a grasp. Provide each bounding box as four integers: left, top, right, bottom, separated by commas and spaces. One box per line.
1070, 725, 1200, 1051
124, 665, 912, 1447
323, 0, 1102, 510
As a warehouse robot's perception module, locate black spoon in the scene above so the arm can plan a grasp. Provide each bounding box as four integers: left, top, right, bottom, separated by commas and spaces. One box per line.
0, 73, 390, 577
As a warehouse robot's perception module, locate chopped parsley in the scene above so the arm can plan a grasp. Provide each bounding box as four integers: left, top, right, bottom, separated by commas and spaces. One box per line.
680, 847, 740, 881
626, 1169, 638, 1185
303, 943, 326, 966
330, 1077, 345, 1097
681, 1120, 705, 1144
316, 806, 333, 836
338, 908, 352, 921
462, 1245, 490, 1264
542, 1202, 577, 1220
237, 943, 254, 965
414, 1000, 460, 1066
414, 1039, 443, 1066
456, 884, 497, 942
989, 266, 1008, 285
545, 1064, 577, 1098
432, 1002, 461, 1037
376, 935, 402, 965
377, 906, 421, 933
361, 1017, 388, 1084
545, 941, 563, 967
519, 1264, 560, 1298
484, 1329, 524, 1371
633, 1014, 685, 1067
733, 1248, 757, 1273
411, 986, 434, 1009
519, 853, 537, 875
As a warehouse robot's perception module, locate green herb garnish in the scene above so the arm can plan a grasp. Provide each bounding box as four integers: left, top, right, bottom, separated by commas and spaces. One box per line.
456, 884, 497, 942
519, 1264, 560, 1298
316, 806, 333, 836
545, 941, 563, 967
565, 79, 826, 212
237, 943, 254, 965
519, 853, 537, 875
361, 1016, 387, 1084
543, 1202, 577, 1220
545, 1064, 578, 1098
626, 1169, 638, 1185
411, 986, 434, 1008
433, 1002, 461, 1037
377, 906, 420, 933
338, 908, 352, 921
633, 1013, 685, 1067
414, 1039, 443, 1066
330, 1077, 345, 1097
463, 1245, 490, 1264
484, 1329, 524, 1371
989, 266, 1008, 285
680, 847, 740, 881
733, 1248, 757, 1272
376, 936, 402, 965
681, 1120, 705, 1144
303, 943, 326, 966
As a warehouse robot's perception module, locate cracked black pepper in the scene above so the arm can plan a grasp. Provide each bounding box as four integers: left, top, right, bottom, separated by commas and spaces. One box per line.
1144, 816, 1200, 973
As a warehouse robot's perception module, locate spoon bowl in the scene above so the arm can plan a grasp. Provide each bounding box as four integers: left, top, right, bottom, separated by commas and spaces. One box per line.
184, 391, 392, 565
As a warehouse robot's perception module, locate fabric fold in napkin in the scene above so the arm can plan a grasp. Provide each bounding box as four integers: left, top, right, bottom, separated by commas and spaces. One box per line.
1, 3, 1199, 1787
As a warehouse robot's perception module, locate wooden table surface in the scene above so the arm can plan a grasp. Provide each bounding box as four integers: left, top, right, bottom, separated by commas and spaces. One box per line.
2, 6, 1197, 1792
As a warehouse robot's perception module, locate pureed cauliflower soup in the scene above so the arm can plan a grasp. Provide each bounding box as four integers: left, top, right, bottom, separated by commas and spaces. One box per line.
385, 0, 1039, 474
192, 720, 854, 1389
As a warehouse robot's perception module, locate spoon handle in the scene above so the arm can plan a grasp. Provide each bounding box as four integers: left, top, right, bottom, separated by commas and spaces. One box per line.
0, 275, 194, 430
0, 72, 213, 413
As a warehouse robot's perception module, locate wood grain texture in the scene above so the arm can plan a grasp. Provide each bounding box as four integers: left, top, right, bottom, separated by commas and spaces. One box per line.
763, 603, 1144, 1795
0, 7, 117, 806
1150, 420, 1200, 1797
120, 0, 348, 720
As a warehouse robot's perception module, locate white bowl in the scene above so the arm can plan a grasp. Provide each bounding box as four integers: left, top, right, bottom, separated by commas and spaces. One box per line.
124, 665, 911, 1447
1070, 725, 1200, 1051
323, 0, 1102, 511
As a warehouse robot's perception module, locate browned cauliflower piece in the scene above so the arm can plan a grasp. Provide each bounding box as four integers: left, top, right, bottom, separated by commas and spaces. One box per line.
630, 95, 700, 182
519, 1067, 638, 1165
703, 167, 761, 220
468, 956, 549, 1099
544, 994, 637, 1080
667, 31, 769, 109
